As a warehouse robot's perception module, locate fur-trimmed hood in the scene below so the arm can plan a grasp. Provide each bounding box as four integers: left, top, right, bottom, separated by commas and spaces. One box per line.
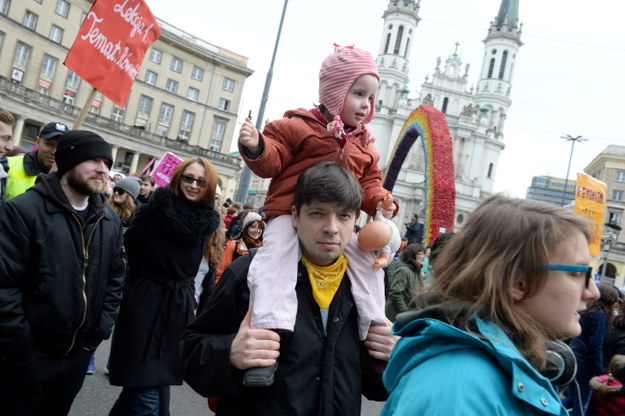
590, 374, 625, 396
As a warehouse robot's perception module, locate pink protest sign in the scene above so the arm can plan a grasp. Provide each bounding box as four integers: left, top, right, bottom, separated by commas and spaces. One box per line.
151, 152, 182, 187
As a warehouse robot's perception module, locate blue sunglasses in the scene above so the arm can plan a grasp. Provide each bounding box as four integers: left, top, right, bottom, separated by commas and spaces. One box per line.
541, 264, 592, 288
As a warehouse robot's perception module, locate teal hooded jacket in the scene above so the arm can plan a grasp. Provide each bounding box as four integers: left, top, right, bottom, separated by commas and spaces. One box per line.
382, 311, 568, 415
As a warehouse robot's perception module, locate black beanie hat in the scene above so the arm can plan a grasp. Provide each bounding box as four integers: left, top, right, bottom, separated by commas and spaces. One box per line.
55, 130, 113, 177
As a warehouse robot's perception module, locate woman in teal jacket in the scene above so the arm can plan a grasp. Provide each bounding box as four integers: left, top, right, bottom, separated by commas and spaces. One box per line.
382, 195, 600, 415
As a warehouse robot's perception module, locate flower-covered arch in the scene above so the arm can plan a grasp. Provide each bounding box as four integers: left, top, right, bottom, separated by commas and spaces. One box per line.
382, 105, 456, 246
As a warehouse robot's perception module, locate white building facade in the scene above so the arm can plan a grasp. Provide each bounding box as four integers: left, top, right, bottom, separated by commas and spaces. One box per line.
369, 0, 523, 232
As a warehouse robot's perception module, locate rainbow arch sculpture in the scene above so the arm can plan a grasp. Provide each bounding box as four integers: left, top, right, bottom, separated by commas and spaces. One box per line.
382, 105, 456, 246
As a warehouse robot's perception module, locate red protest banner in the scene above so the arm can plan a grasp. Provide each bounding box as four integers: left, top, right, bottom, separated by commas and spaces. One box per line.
64, 0, 161, 108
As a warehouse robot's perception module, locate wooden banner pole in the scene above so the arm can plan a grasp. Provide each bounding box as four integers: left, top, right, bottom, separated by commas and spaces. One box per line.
72, 87, 98, 129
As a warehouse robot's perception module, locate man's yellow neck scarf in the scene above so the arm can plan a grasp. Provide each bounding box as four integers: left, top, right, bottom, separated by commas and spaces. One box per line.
302, 254, 347, 309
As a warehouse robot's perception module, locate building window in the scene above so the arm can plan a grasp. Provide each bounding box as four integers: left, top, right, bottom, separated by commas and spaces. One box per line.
49, 25, 64, 43
218, 98, 230, 112
191, 66, 204, 81
0, 0, 9, 16
165, 79, 178, 94
157, 103, 174, 135
179, 110, 194, 140
617, 170, 625, 182
498, 50, 508, 80
40, 55, 58, 79
487, 163, 494, 179
170, 57, 183, 73
383, 33, 391, 54
159, 103, 173, 122
613, 190, 624, 201
609, 211, 622, 225
441, 97, 449, 114
13, 42, 32, 68
187, 87, 199, 101
487, 58, 495, 78
180, 110, 194, 129
157, 125, 169, 137
178, 130, 190, 141
210, 120, 226, 151
137, 95, 153, 116
23, 11, 38, 30
144, 70, 157, 85
111, 107, 124, 123
0, 31, 5, 54
393, 25, 404, 55
62, 91, 75, 105
149, 48, 162, 64
66, 70, 80, 88
222, 78, 234, 92
89, 102, 101, 115
55, 0, 69, 17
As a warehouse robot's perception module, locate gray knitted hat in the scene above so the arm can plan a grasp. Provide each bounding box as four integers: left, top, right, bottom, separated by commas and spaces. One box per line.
114, 176, 140, 202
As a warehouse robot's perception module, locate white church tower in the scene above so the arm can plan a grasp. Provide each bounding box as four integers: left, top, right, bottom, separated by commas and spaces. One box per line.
474, 0, 523, 140
368, 0, 523, 231
372, 0, 421, 164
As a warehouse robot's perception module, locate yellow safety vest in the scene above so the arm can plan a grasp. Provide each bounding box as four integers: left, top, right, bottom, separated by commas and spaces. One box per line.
6, 155, 37, 199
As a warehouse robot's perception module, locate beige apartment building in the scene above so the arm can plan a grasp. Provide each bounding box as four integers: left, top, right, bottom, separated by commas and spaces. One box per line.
585, 145, 625, 288
0, 0, 252, 197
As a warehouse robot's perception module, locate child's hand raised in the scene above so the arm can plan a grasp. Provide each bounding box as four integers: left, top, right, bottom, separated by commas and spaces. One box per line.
239, 118, 260, 155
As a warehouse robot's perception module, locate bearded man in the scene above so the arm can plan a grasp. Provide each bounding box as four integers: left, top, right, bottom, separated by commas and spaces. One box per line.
0, 130, 126, 416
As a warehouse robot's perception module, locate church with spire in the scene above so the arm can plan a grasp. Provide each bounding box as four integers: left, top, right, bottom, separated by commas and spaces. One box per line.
369, 0, 523, 230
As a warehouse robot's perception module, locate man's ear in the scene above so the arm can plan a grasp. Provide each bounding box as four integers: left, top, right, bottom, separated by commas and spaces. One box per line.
510, 274, 527, 302
291, 205, 298, 228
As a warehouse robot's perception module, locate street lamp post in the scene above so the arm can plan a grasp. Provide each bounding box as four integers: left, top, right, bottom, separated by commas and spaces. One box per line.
560, 135, 587, 207
235, 0, 289, 203
600, 222, 622, 281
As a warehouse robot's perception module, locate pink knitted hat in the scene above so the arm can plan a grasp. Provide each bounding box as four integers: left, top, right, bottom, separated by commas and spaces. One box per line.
319, 45, 380, 129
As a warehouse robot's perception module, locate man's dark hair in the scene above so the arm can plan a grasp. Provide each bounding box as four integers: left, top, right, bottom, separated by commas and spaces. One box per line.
294, 161, 362, 214
139, 174, 155, 186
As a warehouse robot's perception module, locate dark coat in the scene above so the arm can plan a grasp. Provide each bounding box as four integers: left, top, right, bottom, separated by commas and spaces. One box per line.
181, 253, 388, 416
404, 220, 424, 244
604, 327, 625, 364
108, 187, 220, 387
0, 173, 125, 366
385, 259, 423, 321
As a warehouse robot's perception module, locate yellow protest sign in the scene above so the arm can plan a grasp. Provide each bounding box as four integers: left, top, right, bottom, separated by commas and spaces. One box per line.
574, 173, 607, 256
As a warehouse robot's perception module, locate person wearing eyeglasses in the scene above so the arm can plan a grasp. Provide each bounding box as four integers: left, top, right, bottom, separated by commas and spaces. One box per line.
381, 194, 600, 416
561, 283, 621, 416
107, 158, 221, 416
0, 108, 15, 208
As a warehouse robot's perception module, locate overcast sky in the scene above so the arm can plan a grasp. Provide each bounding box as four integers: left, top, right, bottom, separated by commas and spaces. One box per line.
147, 0, 625, 198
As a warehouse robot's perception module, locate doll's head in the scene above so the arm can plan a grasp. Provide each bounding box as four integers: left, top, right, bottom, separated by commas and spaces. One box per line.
318, 45, 380, 128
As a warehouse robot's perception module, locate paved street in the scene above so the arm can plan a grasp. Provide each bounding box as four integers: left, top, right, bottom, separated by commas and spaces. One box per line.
69, 338, 385, 416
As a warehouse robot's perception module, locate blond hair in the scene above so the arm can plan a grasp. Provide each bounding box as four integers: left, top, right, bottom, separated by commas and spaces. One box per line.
107, 194, 137, 221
